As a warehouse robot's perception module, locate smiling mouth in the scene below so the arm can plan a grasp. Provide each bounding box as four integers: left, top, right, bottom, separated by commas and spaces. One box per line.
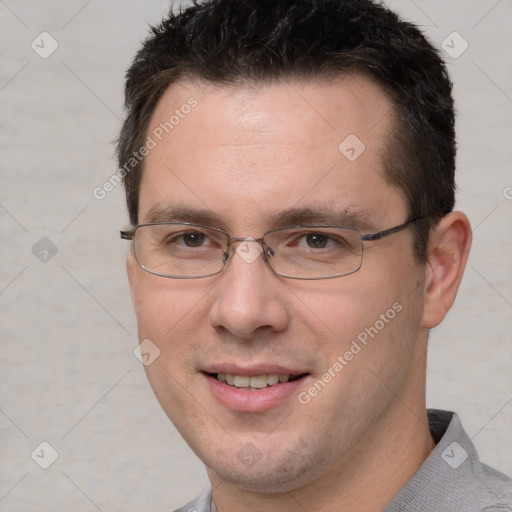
207, 372, 308, 390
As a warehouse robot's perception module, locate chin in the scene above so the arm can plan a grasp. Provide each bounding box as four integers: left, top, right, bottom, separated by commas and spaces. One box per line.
211, 468, 307, 494
204, 438, 332, 494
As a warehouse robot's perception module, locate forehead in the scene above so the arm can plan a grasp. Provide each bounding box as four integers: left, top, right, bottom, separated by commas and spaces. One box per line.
139, 75, 406, 230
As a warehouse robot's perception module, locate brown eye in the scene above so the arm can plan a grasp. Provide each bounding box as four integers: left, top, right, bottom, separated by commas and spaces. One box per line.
181, 232, 206, 247
305, 233, 329, 248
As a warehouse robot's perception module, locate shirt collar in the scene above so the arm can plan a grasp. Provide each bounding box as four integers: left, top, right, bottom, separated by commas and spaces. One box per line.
384, 409, 484, 511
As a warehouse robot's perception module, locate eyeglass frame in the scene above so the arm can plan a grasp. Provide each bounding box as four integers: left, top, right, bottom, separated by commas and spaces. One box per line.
120, 217, 429, 280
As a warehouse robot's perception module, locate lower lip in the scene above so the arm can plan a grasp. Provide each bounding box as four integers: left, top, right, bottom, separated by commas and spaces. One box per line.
204, 374, 307, 413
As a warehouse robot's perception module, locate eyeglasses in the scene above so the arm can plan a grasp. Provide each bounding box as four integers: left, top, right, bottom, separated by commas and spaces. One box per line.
120, 218, 427, 280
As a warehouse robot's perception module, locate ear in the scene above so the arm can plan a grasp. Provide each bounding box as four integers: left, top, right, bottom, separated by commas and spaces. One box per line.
421, 211, 472, 329
126, 252, 140, 312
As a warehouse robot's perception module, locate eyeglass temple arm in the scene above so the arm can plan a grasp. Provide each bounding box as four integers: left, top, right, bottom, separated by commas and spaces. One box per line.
361, 217, 428, 242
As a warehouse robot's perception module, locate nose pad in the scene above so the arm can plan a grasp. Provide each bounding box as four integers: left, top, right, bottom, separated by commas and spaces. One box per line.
224, 238, 269, 269
235, 238, 264, 265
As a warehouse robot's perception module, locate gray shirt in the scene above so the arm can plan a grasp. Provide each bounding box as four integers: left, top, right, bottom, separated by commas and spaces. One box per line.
174, 410, 512, 512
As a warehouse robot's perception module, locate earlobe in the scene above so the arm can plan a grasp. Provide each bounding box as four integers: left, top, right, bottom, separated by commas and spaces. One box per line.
421, 212, 472, 329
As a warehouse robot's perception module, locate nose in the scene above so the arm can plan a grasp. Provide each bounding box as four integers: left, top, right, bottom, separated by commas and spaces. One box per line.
208, 239, 290, 339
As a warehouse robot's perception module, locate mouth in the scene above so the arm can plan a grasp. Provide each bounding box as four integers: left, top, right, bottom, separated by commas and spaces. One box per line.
203, 370, 310, 412
207, 372, 307, 390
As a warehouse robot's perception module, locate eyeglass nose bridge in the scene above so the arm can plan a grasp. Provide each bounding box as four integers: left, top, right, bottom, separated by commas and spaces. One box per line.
223, 237, 275, 265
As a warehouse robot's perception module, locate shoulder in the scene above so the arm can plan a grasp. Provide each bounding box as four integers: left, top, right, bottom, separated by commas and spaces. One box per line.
475, 462, 512, 510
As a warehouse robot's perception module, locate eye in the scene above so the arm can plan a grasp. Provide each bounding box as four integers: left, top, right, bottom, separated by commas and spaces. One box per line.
303, 233, 330, 249
163, 230, 211, 248
180, 231, 206, 247
291, 232, 337, 249
281, 229, 354, 252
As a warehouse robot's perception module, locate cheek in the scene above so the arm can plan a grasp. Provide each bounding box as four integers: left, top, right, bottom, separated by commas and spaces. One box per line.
297, 279, 397, 343
305, 257, 423, 360
132, 276, 208, 409
129, 266, 177, 337
296, 279, 424, 427
129, 269, 213, 361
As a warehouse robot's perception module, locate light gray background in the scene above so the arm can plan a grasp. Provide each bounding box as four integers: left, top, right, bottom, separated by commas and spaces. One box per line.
0, 1, 511, 510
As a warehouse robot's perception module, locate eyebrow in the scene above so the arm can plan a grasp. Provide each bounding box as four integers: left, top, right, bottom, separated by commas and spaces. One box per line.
143, 203, 376, 232
271, 207, 375, 231
144, 204, 227, 228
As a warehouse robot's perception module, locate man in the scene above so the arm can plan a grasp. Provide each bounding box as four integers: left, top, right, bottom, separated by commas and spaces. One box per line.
117, 0, 512, 510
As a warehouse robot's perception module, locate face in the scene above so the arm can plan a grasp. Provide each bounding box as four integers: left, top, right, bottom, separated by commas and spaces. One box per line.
127, 76, 429, 492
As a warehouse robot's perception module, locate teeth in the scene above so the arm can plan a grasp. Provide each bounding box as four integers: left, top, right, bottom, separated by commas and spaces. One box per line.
217, 373, 292, 388
249, 375, 268, 389
267, 373, 279, 385
233, 375, 250, 387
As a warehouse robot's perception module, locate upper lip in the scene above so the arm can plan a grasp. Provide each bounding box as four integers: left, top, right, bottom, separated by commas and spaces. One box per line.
202, 363, 309, 377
